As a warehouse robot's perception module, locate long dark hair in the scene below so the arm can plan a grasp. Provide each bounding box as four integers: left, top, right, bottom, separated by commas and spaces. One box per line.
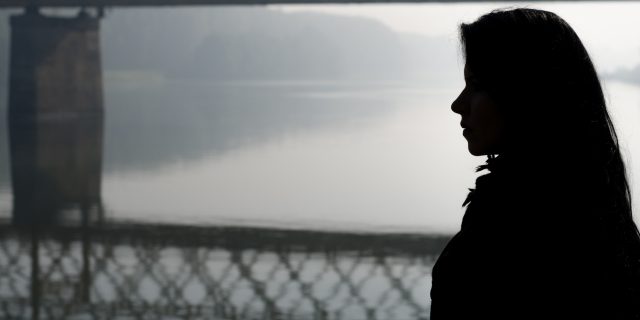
460, 8, 640, 314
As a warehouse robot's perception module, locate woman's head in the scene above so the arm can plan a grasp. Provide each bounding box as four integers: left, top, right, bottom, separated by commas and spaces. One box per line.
453, 8, 611, 160
454, 6, 632, 224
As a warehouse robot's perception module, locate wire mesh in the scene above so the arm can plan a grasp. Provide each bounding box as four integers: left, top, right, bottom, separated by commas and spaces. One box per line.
0, 222, 449, 320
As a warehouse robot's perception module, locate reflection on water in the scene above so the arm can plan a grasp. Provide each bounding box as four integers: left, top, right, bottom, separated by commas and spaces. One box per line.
0, 222, 448, 319
0, 79, 474, 231
101, 80, 446, 175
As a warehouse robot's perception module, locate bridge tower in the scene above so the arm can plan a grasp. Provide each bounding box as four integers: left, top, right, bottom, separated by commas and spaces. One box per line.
8, 8, 104, 225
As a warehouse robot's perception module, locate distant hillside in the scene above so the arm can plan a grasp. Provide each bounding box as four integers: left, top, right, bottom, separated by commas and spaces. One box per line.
181, 11, 406, 80
102, 7, 458, 83
0, 8, 459, 88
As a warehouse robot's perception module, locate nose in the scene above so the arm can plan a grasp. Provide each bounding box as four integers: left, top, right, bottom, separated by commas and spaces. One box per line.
451, 89, 466, 115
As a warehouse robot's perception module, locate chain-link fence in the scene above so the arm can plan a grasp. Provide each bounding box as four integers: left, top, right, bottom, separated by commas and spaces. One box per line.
0, 222, 450, 320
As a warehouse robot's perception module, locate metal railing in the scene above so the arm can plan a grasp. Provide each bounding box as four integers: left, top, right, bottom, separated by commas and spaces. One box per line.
0, 222, 450, 320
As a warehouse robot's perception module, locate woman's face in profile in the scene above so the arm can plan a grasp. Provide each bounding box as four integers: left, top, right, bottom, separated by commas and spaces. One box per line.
451, 66, 506, 156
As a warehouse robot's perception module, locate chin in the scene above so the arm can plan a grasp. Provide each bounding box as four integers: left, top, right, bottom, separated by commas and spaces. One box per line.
467, 143, 488, 156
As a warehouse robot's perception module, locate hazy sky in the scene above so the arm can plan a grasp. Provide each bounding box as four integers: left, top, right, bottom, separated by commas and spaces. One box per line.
275, 2, 640, 73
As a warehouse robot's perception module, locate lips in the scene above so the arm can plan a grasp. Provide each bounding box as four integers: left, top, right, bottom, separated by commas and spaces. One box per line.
460, 122, 471, 137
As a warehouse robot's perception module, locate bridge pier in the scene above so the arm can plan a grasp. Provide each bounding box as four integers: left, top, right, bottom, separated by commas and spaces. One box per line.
9, 10, 104, 225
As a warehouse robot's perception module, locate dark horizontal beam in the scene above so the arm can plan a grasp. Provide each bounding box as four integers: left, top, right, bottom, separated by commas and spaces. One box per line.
1, 220, 452, 255
1, 0, 637, 8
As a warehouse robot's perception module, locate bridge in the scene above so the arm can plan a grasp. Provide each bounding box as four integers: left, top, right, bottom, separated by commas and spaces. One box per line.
0, 220, 449, 319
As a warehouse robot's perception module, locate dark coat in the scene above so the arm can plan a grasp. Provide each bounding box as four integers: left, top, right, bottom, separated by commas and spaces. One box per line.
429, 158, 630, 320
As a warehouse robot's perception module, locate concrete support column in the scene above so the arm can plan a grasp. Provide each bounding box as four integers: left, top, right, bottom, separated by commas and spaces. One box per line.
9, 11, 104, 225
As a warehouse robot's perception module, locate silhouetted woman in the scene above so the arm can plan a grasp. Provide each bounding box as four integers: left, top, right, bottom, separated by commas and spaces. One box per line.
430, 8, 640, 319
